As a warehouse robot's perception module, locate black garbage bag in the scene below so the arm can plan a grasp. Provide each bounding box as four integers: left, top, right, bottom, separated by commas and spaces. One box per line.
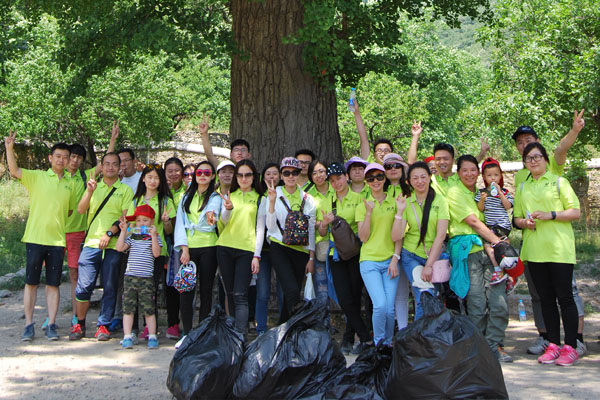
300, 384, 384, 400
233, 300, 346, 399
384, 293, 509, 399
336, 343, 392, 398
166, 305, 244, 400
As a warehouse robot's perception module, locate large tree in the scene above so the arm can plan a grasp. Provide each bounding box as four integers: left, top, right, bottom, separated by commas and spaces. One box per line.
21, 0, 491, 167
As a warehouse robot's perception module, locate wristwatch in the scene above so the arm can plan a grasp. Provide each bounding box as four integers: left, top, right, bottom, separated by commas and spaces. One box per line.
106, 230, 115, 237
551, 211, 557, 220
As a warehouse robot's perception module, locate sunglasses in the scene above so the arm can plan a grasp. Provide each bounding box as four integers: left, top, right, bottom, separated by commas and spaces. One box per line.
236, 172, 253, 179
365, 174, 386, 183
183, 172, 193, 177
195, 169, 212, 177
146, 163, 162, 170
282, 170, 301, 177
384, 163, 404, 171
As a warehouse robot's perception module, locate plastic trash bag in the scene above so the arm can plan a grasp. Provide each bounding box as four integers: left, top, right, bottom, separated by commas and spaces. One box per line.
337, 343, 391, 398
166, 305, 244, 400
233, 300, 346, 399
304, 272, 315, 301
300, 384, 384, 400
384, 293, 509, 400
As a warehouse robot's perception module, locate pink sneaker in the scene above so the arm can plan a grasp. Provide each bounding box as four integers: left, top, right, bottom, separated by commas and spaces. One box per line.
139, 326, 149, 341
490, 270, 507, 286
555, 344, 579, 366
166, 325, 181, 340
537, 342, 560, 364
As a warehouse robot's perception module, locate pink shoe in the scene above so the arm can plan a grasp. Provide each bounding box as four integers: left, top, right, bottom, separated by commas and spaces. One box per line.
537, 342, 560, 364
139, 326, 149, 341
490, 270, 507, 286
166, 325, 181, 340
555, 344, 579, 366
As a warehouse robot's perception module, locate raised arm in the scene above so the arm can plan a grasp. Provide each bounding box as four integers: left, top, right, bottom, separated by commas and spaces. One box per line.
475, 137, 490, 163
407, 120, 422, 165
199, 113, 219, 169
554, 109, 585, 166
4, 130, 22, 179
354, 102, 371, 161
78, 170, 97, 214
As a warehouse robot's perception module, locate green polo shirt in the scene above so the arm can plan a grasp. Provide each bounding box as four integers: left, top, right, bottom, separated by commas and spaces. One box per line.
308, 183, 335, 244
19, 168, 77, 247
446, 180, 484, 254
271, 186, 310, 254
217, 189, 261, 253
127, 194, 176, 256
402, 192, 450, 259
171, 183, 187, 207
514, 172, 579, 264
514, 154, 564, 187
318, 189, 362, 235
431, 173, 460, 198
84, 179, 134, 249
66, 168, 95, 233
184, 193, 218, 248
355, 191, 397, 262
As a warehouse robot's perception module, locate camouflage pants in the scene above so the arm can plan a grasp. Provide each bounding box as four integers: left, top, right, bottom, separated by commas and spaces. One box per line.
123, 275, 155, 316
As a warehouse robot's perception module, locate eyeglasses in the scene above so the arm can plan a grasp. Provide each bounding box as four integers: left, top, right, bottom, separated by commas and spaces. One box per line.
384, 163, 403, 170
146, 163, 162, 170
183, 172, 193, 177
195, 169, 212, 177
298, 160, 311, 165
365, 174, 386, 183
120, 158, 133, 163
375, 148, 391, 154
231, 147, 248, 154
282, 170, 301, 177
312, 169, 326, 176
236, 172, 253, 179
524, 154, 544, 163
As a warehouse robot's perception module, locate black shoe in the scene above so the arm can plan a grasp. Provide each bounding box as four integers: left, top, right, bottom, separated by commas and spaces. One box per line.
351, 341, 373, 355
340, 341, 353, 355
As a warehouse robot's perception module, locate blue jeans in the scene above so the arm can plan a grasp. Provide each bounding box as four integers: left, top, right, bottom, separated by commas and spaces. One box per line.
313, 259, 329, 304
76, 247, 122, 326
360, 258, 399, 346
255, 252, 283, 333
400, 248, 437, 321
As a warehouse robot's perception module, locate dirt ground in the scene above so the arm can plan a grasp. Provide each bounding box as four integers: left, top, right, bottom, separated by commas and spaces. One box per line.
0, 282, 599, 400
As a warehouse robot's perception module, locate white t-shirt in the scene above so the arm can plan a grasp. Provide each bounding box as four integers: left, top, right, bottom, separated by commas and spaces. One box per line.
121, 171, 141, 193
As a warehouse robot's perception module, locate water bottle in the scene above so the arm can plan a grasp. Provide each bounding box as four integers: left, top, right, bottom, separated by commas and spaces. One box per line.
128, 225, 149, 235
490, 182, 498, 197
518, 299, 526, 321
348, 88, 356, 112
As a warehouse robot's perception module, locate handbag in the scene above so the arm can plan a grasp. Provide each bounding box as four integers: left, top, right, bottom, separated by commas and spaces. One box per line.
304, 272, 315, 301
410, 201, 451, 283
330, 200, 361, 261
174, 261, 197, 293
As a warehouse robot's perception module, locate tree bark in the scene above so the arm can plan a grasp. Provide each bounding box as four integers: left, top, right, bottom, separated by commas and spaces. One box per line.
230, 0, 342, 169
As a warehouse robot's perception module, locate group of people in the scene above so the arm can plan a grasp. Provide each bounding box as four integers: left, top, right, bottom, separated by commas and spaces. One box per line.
4, 104, 588, 366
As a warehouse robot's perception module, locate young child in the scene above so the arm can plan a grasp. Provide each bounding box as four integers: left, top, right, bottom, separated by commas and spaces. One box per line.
116, 204, 162, 349
474, 158, 514, 286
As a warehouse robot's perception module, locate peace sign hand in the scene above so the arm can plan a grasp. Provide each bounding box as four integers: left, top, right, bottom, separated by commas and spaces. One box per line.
480, 137, 490, 154
321, 210, 334, 226
199, 113, 210, 135
161, 207, 172, 222
206, 211, 217, 226
572, 109, 585, 133
395, 194, 406, 212
118, 216, 128, 232
87, 169, 97, 192
411, 120, 422, 137
5, 129, 17, 151
111, 120, 120, 142
267, 179, 277, 203
220, 191, 233, 211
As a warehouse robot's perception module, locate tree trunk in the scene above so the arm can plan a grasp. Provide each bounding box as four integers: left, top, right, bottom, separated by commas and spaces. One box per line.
230, 0, 342, 169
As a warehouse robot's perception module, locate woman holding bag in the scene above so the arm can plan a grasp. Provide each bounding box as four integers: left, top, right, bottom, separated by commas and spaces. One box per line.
318, 162, 371, 354
391, 161, 449, 321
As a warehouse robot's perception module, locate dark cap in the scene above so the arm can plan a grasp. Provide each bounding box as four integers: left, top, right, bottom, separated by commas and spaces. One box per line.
326, 162, 345, 178
512, 126, 538, 141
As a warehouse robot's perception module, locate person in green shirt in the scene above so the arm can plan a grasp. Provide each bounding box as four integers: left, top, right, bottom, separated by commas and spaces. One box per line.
391, 161, 449, 322
318, 162, 371, 355
70, 152, 134, 342
382, 153, 410, 198
217, 160, 263, 333
5, 132, 76, 342
446, 155, 511, 362
344, 156, 369, 197
514, 143, 581, 366
295, 148, 316, 190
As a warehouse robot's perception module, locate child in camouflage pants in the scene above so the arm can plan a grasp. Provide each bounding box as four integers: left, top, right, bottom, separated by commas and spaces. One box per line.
116, 204, 162, 349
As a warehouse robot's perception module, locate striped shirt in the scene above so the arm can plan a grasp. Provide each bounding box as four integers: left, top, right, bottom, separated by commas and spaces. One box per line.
125, 234, 162, 278
474, 188, 513, 231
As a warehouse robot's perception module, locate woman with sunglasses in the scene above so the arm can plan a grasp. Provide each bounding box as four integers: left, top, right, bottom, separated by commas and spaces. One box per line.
216, 160, 264, 333
253, 162, 284, 335
355, 163, 402, 347
391, 161, 449, 322
265, 157, 317, 323
306, 159, 334, 305
128, 163, 176, 339
182, 164, 195, 187
318, 162, 371, 354
174, 161, 222, 346
514, 143, 581, 366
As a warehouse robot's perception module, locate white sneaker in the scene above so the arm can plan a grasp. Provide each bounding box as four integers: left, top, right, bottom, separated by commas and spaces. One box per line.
119, 332, 139, 345
527, 336, 549, 355
576, 339, 587, 357
175, 335, 187, 349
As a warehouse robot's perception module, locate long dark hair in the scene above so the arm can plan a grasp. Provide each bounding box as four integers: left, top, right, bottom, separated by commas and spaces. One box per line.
407, 162, 436, 247
230, 159, 264, 196
183, 160, 216, 214
383, 167, 411, 197
133, 164, 173, 218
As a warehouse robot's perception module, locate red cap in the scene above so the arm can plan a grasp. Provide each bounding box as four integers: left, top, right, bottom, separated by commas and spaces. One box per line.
126, 204, 156, 221
481, 157, 504, 189
424, 156, 435, 163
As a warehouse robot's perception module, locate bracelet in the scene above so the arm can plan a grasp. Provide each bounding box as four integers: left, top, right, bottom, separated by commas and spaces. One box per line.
309, 257, 314, 261
253, 255, 261, 260
392, 253, 400, 260
394, 215, 403, 220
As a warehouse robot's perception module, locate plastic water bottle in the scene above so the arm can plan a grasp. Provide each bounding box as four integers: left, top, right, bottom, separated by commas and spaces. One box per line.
348, 88, 356, 112
128, 225, 149, 235
518, 299, 526, 322
490, 182, 499, 197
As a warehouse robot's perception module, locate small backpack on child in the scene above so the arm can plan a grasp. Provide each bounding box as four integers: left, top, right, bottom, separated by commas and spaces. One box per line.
277, 194, 310, 246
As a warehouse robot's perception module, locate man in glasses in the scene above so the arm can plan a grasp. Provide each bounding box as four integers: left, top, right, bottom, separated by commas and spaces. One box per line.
294, 148, 316, 190
199, 113, 252, 166
117, 148, 142, 193
511, 110, 588, 358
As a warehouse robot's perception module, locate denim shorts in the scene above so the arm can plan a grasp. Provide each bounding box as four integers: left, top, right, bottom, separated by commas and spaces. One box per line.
25, 243, 64, 286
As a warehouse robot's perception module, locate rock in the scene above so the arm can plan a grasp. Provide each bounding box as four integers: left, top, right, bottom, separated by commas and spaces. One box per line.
0, 289, 12, 298
15, 268, 26, 277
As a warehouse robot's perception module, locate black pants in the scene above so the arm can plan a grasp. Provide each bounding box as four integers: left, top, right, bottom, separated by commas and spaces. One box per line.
528, 262, 578, 347
164, 268, 180, 327
330, 254, 370, 343
216, 246, 253, 333
270, 242, 309, 323
180, 247, 218, 334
